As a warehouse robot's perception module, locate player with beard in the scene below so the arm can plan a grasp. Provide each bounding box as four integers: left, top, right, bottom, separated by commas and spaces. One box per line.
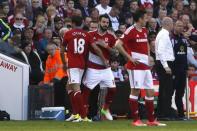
82, 14, 117, 121
115, 9, 166, 126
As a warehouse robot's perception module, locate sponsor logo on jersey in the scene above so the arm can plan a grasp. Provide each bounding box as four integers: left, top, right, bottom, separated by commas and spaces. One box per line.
136, 38, 148, 42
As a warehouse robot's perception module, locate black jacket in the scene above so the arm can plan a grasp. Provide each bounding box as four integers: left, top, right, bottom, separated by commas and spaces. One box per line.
171, 33, 188, 70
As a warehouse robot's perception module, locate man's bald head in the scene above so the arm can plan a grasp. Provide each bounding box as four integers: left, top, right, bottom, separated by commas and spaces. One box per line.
162, 17, 173, 31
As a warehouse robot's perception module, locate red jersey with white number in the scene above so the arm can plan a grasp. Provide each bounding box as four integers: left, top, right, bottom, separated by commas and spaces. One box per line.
120, 25, 150, 70
63, 29, 93, 69
88, 30, 116, 69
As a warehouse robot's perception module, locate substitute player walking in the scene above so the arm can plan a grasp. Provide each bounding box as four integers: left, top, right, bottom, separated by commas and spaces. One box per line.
115, 9, 166, 126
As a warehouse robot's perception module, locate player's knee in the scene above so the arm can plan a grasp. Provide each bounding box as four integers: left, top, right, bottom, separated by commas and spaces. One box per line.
69, 84, 81, 92
145, 89, 155, 97
131, 89, 140, 96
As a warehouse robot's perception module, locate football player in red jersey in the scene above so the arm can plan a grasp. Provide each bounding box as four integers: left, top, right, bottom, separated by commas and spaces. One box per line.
82, 14, 117, 121
115, 9, 166, 126
61, 16, 107, 122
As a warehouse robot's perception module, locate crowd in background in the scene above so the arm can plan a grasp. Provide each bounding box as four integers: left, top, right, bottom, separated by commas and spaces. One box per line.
1, 0, 197, 120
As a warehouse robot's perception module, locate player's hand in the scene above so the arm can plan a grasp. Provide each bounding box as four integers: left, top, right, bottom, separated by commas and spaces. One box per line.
97, 39, 108, 48
164, 67, 172, 74
148, 56, 154, 67
128, 57, 140, 66
103, 60, 110, 67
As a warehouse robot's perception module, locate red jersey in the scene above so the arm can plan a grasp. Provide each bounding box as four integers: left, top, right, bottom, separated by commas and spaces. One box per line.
63, 29, 93, 69
88, 30, 116, 69
120, 25, 150, 70
139, 0, 153, 9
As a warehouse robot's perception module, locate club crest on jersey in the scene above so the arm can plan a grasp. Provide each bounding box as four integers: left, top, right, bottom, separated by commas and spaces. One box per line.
105, 38, 109, 42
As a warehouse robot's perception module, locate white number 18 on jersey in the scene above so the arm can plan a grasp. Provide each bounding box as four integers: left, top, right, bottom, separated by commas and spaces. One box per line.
74, 38, 85, 54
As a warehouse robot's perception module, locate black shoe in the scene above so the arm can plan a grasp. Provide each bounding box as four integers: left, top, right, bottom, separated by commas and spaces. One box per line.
157, 117, 174, 121
175, 116, 188, 121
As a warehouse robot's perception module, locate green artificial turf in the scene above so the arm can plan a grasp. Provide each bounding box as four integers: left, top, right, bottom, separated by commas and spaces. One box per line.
0, 120, 196, 131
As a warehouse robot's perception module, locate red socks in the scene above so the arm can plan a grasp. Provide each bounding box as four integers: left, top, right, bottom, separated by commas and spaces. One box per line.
82, 86, 91, 116
82, 87, 91, 106
129, 95, 139, 122
129, 95, 155, 122
73, 91, 86, 118
145, 96, 155, 122
68, 91, 77, 114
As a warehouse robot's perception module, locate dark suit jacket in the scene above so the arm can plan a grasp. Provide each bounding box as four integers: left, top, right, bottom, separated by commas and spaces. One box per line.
88, 0, 99, 8
75, 5, 91, 18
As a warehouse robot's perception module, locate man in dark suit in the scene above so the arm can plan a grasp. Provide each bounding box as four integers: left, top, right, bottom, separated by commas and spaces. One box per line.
75, 0, 91, 18
89, 0, 99, 8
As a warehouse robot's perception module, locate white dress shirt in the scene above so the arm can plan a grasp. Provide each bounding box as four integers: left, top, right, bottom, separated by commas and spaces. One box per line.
108, 15, 119, 31
95, 4, 112, 15
155, 28, 175, 68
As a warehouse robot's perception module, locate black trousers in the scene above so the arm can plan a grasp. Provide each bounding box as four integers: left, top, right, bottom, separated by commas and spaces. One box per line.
155, 61, 174, 118
88, 85, 100, 118
173, 68, 187, 117
53, 77, 70, 109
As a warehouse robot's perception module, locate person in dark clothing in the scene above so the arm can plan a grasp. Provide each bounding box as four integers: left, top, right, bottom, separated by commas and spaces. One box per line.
171, 20, 188, 120
75, 0, 91, 18
0, 18, 11, 41
153, 0, 172, 18
21, 41, 44, 84
53, 17, 63, 37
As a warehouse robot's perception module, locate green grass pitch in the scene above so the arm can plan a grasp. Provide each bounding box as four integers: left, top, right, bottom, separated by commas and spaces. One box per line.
0, 120, 196, 131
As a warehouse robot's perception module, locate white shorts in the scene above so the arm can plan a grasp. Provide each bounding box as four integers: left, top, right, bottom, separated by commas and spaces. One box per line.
127, 69, 153, 89
83, 68, 116, 90
67, 68, 84, 84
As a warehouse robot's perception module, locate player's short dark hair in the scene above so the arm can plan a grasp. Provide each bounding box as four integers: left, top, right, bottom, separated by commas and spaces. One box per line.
130, 0, 138, 3
90, 20, 98, 24
71, 16, 83, 27
99, 14, 110, 21
133, 9, 147, 22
